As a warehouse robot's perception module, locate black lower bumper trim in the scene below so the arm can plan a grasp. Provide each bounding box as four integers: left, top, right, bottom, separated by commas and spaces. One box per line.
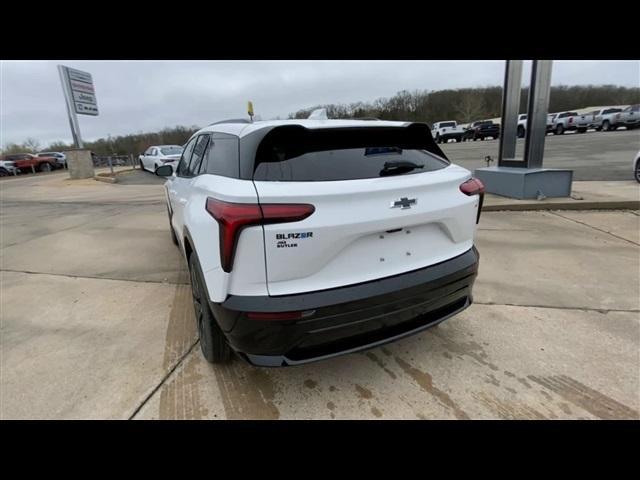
210, 247, 479, 367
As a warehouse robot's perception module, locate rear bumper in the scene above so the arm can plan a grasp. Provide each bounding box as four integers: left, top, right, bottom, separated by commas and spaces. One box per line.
209, 247, 479, 367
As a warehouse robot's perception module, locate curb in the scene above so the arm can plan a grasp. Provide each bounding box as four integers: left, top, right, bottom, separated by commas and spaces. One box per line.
483, 200, 640, 212
94, 175, 117, 184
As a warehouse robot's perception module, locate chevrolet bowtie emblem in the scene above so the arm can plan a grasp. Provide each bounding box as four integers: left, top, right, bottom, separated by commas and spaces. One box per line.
390, 197, 417, 209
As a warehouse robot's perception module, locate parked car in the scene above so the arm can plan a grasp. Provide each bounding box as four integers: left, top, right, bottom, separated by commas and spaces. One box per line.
551, 111, 589, 135
611, 104, 640, 131
37, 151, 66, 169
1, 153, 58, 173
585, 108, 624, 131
431, 121, 465, 143
0, 159, 18, 176
155, 118, 482, 366
138, 145, 183, 173
634, 150, 640, 183
517, 114, 555, 138
463, 120, 500, 141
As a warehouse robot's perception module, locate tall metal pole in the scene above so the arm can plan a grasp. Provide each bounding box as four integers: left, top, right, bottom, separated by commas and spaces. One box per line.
524, 60, 553, 169
498, 60, 523, 165
57, 65, 84, 148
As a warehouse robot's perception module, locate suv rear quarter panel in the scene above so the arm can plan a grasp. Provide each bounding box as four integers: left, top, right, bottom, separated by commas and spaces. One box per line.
184, 175, 268, 302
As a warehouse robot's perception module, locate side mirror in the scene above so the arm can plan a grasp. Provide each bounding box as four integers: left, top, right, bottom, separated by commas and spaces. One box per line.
156, 165, 173, 177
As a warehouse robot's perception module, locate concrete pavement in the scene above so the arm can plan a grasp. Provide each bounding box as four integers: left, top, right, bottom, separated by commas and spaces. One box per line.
1, 171, 638, 419
441, 128, 640, 181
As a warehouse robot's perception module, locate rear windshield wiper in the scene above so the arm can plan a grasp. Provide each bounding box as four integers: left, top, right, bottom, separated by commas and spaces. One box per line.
379, 160, 424, 176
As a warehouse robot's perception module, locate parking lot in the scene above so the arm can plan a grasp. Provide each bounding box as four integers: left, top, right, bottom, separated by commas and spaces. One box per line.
1, 156, 638, 419
443, 128, 640, 181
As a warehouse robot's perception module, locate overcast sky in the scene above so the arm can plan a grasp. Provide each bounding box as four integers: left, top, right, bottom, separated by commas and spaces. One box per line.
1, 60, 638, 148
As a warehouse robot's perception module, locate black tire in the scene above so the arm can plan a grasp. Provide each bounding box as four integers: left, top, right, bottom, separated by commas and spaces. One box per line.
602, 121, 610, 132
167, 208, 178, 246
578, 128, 587, 133
435, 135, 440, 144
39, 162, 52, 172
555, 124, 564, 135
595, 126, 602, 131
139, 159, 145, 171
480, 136, 485, 141
455, 137, 462, 143
0, 167, 8, 177
517, 126, 525, 138
188, 253, 232, 364
635, 161, 640, 183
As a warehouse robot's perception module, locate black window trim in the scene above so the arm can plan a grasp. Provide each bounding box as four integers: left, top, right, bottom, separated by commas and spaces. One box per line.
178, 134, 210, 179
176, 136, 199, 178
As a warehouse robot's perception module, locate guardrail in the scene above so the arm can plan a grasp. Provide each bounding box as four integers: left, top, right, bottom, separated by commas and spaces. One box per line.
93, 154, 138, 174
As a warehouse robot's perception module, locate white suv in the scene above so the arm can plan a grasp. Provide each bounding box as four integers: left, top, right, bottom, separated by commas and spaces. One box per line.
156, 118, 483, 366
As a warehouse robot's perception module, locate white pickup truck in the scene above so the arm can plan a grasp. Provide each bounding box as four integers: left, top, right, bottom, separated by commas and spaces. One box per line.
517, 114, 555, 138
585, 107, 624, 131
551, 111, 590, 135
431, 121, 465, 144
611, 104, 639, 131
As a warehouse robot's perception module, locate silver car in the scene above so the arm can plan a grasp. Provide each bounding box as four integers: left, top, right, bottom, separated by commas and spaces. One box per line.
37, 152, 66, 169
138, 145, 183, 173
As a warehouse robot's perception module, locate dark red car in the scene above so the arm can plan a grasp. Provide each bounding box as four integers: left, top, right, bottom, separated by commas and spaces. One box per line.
1, 153, 58, 173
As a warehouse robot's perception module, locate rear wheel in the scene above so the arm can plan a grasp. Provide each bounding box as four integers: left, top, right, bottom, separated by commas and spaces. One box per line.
555, 124, 564, 135
188, 253, 232, 364
0, 168, 8, 177
167, 208, 178, 246
602, 120, 611, 131
517, 126, 525, 138
635, 161, 640, 183
455, 137, 462, 143
578, 128, 587, 133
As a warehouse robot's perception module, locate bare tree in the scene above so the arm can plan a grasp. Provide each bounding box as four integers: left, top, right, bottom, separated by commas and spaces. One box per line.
23, 137, 41, 153
454, 91, 485, 123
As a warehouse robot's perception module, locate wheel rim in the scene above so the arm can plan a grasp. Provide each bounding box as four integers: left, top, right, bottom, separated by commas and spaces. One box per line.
190, 266, 207, 351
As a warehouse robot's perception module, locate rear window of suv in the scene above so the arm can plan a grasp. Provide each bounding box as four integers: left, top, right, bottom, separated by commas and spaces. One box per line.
253, 126, 449, 182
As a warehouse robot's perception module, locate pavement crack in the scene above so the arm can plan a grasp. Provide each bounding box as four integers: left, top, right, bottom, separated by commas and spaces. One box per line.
128, 340, 199, 420
473, 301, 640, 314
0, 269, 188, 286
548, 211, 640, 246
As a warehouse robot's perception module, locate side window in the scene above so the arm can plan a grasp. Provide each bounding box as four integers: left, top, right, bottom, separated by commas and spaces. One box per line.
177, 138, 197, 177
144, 147, 153, 155
186, 135, 210, 176
202, 138, 239, 177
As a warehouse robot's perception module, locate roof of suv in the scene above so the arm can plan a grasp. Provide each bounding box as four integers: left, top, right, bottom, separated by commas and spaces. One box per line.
199, 119, 410, 138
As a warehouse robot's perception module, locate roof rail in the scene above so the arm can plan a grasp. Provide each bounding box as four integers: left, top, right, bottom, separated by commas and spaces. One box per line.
209, 118, 251, 126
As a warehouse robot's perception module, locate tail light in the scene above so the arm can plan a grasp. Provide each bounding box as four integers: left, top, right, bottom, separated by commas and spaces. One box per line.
569, 117, 573, 123
206, 198, 315, 272
460, 178, 485, 224
460, 178, 485, 196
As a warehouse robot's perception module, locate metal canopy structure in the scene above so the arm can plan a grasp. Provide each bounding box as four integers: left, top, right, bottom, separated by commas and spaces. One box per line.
474, 60, 573, 200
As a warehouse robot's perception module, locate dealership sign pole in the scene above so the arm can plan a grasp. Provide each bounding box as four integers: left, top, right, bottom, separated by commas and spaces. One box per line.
58, 65, 99, 148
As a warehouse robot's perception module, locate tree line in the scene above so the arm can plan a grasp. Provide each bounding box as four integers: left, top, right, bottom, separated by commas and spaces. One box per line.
3, 84, 638, 156
1, 125, 201, 157
289, 84, 640, 124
